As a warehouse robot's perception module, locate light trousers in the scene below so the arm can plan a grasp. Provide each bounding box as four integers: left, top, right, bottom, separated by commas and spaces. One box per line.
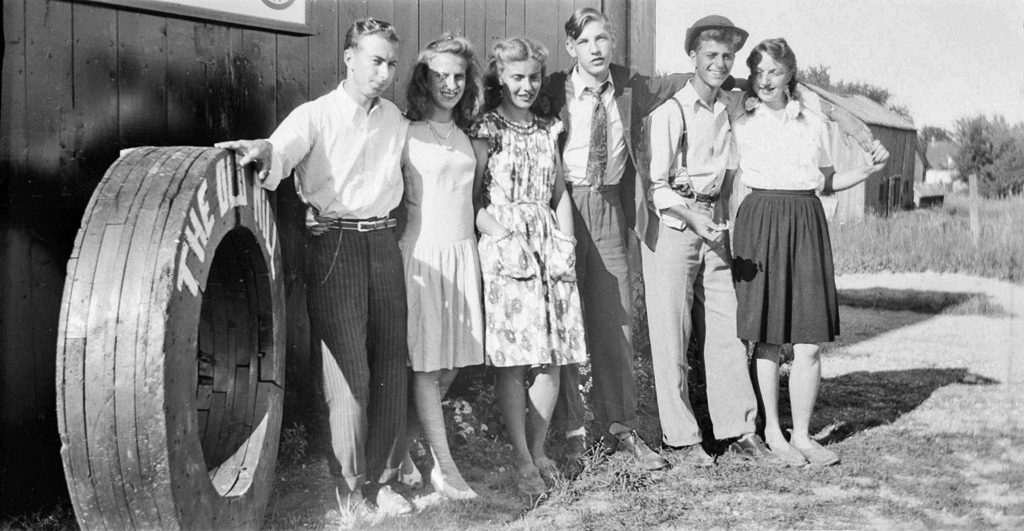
641, 219, 757, 446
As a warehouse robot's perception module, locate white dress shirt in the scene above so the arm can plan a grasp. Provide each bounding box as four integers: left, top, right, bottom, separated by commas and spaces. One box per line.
264, 81, 409, 224
562, 67, 627, 187
647, 80, 739, 216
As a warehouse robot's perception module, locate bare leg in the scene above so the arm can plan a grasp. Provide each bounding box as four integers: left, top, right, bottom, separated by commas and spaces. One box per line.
526, 365, 561, 474
497, 366, 535, 471
393, 370, 422, 487
753, 343, 787, 448
787, 343, 822, 447
412, 369, 473, 495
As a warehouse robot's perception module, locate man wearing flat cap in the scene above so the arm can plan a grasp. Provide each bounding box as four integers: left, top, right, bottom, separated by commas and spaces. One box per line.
640, 15, 777, 466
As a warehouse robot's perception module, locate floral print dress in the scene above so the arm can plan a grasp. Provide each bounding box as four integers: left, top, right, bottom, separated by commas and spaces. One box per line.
471, 111, 587, 367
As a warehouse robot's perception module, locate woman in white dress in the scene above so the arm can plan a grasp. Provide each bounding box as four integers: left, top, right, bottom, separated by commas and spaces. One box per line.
395, 34, 485, 499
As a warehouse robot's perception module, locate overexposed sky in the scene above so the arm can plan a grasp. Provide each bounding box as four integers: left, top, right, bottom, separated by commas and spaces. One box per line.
656, 0, 1024, 129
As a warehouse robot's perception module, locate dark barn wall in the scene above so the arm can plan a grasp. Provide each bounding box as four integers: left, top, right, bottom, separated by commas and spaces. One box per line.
0, 0, 655, 514
862, 125, 917, 215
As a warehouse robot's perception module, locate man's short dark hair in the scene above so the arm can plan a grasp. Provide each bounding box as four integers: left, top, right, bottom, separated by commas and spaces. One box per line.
344, 17, 400, 51
564, 7, 612, 41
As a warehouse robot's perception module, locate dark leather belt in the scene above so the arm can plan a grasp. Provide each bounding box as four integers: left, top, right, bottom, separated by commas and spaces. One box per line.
322, 216, 397, 232
672, 186, 719, 204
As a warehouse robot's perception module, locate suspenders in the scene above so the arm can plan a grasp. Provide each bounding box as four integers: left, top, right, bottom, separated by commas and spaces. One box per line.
669, 97, 691, 193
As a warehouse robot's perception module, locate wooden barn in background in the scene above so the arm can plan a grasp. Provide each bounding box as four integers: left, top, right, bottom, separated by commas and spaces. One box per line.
0, 0, 657, 515
806, 84, 919, 223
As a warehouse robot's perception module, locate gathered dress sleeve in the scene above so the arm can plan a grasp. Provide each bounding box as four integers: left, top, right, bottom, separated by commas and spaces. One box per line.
469, 115, 500, 155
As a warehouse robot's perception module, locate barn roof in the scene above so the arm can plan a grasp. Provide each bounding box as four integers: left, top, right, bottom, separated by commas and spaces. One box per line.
803, 84, 917, 132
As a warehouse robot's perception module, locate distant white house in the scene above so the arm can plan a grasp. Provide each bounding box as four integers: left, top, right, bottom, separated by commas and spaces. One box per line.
923, 140, 958, 186
913, 139, 957, 208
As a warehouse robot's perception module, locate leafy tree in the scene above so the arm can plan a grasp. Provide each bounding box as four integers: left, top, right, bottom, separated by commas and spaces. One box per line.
954, 114, 1024, 198
798, 64, 913, 122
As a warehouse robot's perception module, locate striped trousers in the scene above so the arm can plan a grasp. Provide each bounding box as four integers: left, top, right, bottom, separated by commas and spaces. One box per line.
305, 227, 408, 493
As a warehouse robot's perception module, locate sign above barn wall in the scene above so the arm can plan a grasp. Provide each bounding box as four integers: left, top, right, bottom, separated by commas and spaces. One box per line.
81, 0, 312, 34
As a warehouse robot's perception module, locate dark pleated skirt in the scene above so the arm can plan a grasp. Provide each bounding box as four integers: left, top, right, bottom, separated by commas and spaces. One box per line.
732, 188, 839, 344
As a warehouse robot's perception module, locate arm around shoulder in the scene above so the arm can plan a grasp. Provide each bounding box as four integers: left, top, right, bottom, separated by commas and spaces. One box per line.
639, 72, 691, 117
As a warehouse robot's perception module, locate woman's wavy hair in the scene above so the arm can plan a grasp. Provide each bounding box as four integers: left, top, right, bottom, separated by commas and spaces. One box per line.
745, 37, 799, 102
483, 36, 549, 110
404, 34, 484, 130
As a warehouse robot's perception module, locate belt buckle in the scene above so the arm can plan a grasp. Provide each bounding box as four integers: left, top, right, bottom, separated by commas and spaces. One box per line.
357, 218, 392, 231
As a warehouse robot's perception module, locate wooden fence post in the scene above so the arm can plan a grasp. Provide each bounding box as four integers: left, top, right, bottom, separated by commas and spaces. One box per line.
968, 172, 980, 246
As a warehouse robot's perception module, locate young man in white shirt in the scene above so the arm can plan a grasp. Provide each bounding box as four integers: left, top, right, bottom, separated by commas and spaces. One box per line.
216, 18, 412, 516
641, 15, 778, 466
537, 7, 689, 473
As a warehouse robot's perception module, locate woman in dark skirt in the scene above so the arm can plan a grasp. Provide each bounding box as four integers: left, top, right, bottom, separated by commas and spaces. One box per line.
731, 38, 889, 466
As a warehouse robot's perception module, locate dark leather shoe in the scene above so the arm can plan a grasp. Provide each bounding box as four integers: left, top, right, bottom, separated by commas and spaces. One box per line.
728, 434, 785, 466
662, 442, 716, 467
609, 423, 670, 471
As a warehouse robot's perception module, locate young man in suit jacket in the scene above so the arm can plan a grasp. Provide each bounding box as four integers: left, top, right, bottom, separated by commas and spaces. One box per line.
534, 7, 689, 473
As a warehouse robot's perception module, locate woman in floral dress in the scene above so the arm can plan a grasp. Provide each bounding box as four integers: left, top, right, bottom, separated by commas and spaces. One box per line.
470, 36, 586, 495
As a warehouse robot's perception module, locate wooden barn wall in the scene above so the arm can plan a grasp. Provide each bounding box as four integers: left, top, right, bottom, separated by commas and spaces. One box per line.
0, 0, 656, 513
833, 124, 917, 223
862, 126, 916, 215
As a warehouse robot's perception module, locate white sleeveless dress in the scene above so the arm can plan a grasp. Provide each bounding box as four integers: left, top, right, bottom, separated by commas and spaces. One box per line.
399, 121, 485, 371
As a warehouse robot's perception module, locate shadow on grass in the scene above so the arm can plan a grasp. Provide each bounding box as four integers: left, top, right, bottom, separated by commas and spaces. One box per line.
804, 367, 999, 445
838, 287, 1008, 317
675, 365, 1000, 456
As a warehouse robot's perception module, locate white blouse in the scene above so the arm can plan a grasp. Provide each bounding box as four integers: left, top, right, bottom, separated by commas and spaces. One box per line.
733, 99, 832, 191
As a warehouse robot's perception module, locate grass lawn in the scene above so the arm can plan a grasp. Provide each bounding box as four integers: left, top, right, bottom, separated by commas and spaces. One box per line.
254, 277, 1024, 530
831, 194, 1024, 283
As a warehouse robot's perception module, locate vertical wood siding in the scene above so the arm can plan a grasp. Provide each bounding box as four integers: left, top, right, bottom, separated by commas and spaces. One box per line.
0, 0, 655, 513
832, 124, 918, 226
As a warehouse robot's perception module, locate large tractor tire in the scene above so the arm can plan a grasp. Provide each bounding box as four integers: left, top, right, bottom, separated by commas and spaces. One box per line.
56, 147, 285, 529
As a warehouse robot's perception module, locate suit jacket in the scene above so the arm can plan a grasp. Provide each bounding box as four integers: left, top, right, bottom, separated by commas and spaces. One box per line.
534, 64, 690, 240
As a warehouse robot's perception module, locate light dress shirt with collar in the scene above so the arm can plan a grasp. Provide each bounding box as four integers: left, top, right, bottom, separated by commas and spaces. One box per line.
733, 99, 833, 191
562, 67, 627, 187
264, 80, 409, 225
647, 80, 739, 228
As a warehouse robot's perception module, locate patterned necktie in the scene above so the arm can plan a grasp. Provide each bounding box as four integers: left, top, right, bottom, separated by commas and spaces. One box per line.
584, 83, 609, 190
